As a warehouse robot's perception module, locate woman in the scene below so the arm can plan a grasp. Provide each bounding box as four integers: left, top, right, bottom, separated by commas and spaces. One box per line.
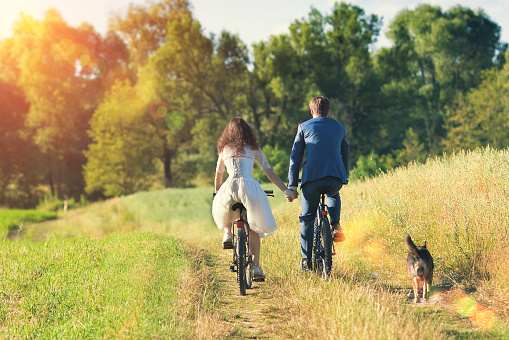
212, 117, 297, 280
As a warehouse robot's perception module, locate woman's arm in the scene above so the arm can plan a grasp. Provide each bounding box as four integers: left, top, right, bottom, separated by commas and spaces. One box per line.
214, 169, 224, 192
262, 168, 288, 193
255, 148, 298, 200
214, 153, 225, 192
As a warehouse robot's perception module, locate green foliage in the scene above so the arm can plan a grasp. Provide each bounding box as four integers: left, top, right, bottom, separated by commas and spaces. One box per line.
393, 127, 427, 165
0, 10, 130, 201
349, 151, 394, 180
0, 80, 43, 208
444, 53, 509, 152
376, 4, 506, 157
0, 209, 57, 236
253, 144, 290, 183
2, 1, 509, 206
36, 195, 87, 212
84, 80, 159, 197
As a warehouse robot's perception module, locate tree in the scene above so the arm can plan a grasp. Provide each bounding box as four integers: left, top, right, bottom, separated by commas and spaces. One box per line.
250, 4, 382, 161
0, 80, 43, 207
444, 55, 509, 151
376, 4, 506, 156
84, 80, 159, 197
150, 13, 251, 185
1, 10, 129, 200
109, 0, 190, 67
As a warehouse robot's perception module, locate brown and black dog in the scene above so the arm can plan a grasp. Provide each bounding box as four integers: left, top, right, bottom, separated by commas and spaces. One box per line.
404, 234, 434, 303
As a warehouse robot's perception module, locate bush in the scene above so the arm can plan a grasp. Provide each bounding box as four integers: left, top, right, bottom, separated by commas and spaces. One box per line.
253, 144, 290, 183
349, 151, 395, 180
37, 195, 86, 212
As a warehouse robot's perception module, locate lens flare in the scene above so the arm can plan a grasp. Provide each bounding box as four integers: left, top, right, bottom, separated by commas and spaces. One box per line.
165, 110, 185, 130
80, 54, 91, 66
455, 295, 476, 318
447, 288, 502, 330
89, 58, 107, 78
149, 101, 168, 119
157, 106, 168, 117
66, 43, 90, 68
57, 39, 75, 56
363, 238, 388, 265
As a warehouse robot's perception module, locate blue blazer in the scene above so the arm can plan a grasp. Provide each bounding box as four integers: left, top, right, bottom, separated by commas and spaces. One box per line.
288, 117, 349, 188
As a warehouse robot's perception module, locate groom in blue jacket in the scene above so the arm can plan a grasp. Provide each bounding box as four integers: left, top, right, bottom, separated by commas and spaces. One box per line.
287, 96, 349, 271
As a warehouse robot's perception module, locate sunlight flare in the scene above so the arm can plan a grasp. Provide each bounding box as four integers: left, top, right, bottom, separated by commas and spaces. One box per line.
165, 111, 185, 130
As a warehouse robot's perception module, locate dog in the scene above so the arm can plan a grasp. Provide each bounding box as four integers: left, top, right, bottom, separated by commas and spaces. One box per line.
404, 234, 434, 303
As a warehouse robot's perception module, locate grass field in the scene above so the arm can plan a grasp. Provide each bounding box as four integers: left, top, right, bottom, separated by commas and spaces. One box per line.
0, 232, 211, 338
3, 147, 509, 338
0, 209, 57, 239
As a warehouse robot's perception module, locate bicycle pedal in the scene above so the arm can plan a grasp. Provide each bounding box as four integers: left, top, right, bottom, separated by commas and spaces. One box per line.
253, 278, 265, 282
223, 244, 234, 250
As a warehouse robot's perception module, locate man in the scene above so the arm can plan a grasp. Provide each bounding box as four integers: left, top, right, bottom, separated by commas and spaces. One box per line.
287, 96, 349, 271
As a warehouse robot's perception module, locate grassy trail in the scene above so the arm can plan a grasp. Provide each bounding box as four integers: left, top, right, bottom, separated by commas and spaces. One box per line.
199, 242, 284, 339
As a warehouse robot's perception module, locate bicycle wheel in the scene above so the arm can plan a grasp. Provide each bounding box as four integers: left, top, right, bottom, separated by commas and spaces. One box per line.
321, 217, 333, 277
246, 252, 253, 289
245, 230, 253, 289
236, 228, 247, 296
312, 217, 323, 274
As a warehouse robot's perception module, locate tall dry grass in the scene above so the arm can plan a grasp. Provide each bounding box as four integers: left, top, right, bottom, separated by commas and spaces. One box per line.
259, 147, 509, 338
342, 147, 509, 289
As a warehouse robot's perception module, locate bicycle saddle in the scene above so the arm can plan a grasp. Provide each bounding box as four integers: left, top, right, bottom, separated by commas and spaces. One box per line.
232, 203, 245, 211
318, 186, 333, 195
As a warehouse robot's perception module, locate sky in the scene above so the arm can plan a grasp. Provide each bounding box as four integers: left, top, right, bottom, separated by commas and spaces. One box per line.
1, 0, 508, 51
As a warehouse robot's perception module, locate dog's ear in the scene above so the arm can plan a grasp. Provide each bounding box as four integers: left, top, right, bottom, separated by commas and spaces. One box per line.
422, 240, 427, 248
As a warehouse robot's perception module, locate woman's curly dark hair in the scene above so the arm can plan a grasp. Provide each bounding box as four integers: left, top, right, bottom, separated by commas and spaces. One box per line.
217, 117, 259, 154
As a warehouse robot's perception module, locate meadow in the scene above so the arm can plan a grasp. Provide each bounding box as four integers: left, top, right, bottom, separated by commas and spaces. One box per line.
2, 147, 509, 338
0, 233, 206, 338
0, 209, 57, 239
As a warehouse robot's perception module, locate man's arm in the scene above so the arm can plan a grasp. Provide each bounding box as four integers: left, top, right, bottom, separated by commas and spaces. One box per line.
288, 125, 305, 188
341, 137, 350, 179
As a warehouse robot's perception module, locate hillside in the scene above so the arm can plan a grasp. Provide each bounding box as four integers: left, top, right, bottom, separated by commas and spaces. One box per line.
3, 147, 509, 338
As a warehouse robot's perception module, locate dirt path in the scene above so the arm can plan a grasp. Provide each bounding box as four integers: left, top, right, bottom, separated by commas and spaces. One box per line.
202, 245, 289, 339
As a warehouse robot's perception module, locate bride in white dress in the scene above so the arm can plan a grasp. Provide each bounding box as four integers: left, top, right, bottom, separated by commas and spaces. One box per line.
212, 118, 298, 280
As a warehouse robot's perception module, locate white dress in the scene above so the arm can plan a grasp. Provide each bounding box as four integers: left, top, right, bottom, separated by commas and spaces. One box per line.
212, 146, 277, 238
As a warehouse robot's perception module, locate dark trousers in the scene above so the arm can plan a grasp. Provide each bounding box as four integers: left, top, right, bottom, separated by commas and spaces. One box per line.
299, 177, 342, 259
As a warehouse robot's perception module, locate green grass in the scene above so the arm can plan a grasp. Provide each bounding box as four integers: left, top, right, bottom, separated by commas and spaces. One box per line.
0, 232, 201, 338
0, 209, 57, 238
17, 183, 284, 243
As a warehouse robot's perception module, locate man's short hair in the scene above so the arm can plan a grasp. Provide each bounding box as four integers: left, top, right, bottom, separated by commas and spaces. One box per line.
309, 96, 330, 117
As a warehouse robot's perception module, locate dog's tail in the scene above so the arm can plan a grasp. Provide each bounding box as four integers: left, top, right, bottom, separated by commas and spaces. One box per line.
404, 234, 420, 258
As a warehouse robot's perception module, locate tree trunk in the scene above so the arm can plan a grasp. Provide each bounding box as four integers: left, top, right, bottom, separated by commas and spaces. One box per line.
163, 143, 174, 187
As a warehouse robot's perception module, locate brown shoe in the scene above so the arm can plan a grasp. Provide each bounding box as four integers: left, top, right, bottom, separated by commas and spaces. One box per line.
332, 223, 346, 242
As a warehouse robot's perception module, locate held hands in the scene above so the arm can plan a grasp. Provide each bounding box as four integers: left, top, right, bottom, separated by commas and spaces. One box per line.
284, 187, 299, 202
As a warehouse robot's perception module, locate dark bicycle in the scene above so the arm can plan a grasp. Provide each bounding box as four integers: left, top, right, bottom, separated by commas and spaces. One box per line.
221, 190, 274, 296
312, 187, 335, 278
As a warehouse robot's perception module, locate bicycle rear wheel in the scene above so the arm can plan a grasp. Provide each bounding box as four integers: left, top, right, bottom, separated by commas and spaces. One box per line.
321, 217, 333, 277
236, 228, 247, 296
313, 216, 333, 278
246, 232, 253, 289
313, 217, 322, 274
